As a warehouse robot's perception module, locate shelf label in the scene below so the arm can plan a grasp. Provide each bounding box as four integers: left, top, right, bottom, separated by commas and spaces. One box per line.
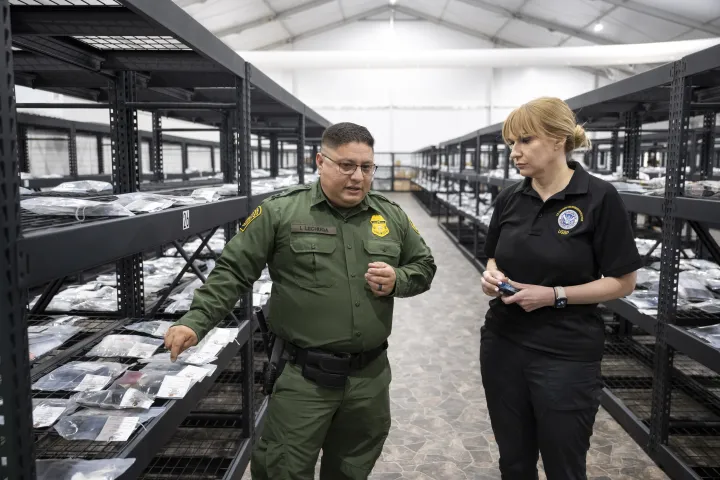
156, 375, 193, 399
182, 210, 190, 230
73, 374, 111, 392
33, 405, 67, 428
127, 342, 159, 358
177, 365, 211, 382
96, 416, 139, 442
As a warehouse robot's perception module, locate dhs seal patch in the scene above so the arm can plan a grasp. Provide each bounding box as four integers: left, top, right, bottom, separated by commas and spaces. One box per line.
556, 206, 583, 235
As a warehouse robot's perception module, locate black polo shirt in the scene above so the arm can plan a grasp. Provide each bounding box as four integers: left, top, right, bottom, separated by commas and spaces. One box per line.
484, 161, 642, 362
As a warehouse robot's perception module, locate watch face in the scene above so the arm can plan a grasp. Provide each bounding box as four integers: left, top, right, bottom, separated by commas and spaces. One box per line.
557, 299, 567, 308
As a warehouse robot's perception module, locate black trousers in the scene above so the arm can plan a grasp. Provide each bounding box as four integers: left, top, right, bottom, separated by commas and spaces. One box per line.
480, 326, 603, 480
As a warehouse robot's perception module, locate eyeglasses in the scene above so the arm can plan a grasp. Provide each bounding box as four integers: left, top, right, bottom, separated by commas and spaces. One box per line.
321, 153, 378, 176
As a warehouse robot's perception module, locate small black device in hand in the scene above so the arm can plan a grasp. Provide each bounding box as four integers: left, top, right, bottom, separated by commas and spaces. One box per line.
497, 281, 519, 296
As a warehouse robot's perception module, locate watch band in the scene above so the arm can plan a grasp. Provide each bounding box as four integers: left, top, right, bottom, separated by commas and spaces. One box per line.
554, 286, 567, 308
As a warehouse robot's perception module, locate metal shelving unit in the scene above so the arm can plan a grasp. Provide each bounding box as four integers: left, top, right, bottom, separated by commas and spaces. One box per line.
0, 1, 330, 478
415, 42, 720, 479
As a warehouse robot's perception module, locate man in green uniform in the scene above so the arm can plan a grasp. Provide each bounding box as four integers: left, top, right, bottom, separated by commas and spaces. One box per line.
164, 122, 437, 479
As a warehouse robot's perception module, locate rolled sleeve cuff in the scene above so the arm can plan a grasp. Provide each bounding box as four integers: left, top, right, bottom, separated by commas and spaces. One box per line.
391, 268, 407, 298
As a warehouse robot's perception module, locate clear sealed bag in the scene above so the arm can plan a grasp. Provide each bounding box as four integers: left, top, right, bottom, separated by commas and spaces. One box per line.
33, 361, 128, 392
625, 291, 659, 310
52, 180, 113, 194
688, 323, 720, 348
29, 325, 81, 362
54, 414, 141, 442
53, 407, 164, 442
108, 371, 195, 399
21, 197, 134, 219
72, 385, 155, 410
123, 320, 175, 338
32, 399, 77, 428
635, 268, 660, 291
140, 362, 217, 382
678, 271, 715, 302
86, 335, 164, 359
36, 459, 135, 480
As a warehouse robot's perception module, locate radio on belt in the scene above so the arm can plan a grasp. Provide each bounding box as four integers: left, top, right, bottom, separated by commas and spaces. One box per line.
497, 281, 519, 296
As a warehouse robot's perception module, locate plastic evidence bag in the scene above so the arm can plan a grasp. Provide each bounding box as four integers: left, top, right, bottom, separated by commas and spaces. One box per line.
86, 335, 163, 359
32, 361, 128, 392
36, 458, 135, 480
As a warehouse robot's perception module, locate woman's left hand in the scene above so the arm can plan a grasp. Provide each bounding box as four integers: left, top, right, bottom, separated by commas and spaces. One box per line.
501, 281, 556, 312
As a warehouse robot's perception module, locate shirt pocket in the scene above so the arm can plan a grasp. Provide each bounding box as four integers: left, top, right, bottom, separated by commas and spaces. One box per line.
290, 235, 337, 288
362, 239, 402, 268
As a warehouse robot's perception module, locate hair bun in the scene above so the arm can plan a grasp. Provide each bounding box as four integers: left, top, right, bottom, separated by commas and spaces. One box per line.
572, 124, 591, 150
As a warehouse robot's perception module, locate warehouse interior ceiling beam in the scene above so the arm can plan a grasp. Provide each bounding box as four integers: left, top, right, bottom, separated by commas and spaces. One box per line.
256, 4, 389, 51
600, 0, 720, 36
392, 4, 615, 80
454, 0, 637, 76
456, 0, 618, 45
214, 0, 335, 38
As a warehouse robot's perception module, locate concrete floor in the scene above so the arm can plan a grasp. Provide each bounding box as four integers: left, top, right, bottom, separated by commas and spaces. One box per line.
244, 192, 669, 480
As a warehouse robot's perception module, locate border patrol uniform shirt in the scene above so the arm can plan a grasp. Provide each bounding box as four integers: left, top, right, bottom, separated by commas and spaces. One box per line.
175, 180, 437, 354
484, 161, 642, 362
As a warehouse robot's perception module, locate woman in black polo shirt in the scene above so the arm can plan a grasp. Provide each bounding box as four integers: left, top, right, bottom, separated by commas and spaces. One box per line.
480, 96, 642, 480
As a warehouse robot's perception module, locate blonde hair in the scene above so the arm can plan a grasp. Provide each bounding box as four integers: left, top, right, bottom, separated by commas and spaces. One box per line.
502, 97, 591, 153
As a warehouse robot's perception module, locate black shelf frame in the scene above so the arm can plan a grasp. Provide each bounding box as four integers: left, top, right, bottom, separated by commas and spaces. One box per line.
420, 41, 720, 479
1, 1, 331, 479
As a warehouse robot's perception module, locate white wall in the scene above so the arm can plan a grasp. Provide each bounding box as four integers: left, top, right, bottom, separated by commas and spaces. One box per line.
259, 19, 613, 152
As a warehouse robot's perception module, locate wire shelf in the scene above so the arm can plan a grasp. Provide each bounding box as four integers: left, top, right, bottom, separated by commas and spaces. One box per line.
668, 431, 720, 478
139, 426, 245, 479
75, 36, 190, 51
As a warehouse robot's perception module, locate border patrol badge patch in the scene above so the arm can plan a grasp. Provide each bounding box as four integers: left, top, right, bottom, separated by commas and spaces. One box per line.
371, 214, 390, 237
556, 206, 583, 235
240, 206, 262, 232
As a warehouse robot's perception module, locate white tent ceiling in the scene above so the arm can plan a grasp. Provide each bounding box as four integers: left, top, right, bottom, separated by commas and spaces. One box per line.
174, 0, 720, 77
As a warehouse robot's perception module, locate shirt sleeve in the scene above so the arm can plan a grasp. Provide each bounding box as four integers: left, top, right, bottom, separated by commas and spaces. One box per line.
484, 190, 508, 259
174, 201, 277, 341
593, 187, 643, 278
392, 213, 437, 298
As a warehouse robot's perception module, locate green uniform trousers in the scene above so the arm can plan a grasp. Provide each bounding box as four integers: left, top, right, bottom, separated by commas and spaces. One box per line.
250, 351, 392, 479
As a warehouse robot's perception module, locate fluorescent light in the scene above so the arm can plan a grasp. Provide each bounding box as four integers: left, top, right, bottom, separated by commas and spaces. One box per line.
389, 0, 396, 4
593, 23, 604, 32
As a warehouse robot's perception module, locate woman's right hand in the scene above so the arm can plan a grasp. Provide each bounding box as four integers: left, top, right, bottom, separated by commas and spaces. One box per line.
482, 269, 508, 297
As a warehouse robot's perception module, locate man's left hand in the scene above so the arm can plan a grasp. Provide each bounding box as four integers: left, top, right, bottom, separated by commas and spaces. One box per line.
501, 281, 556, 312
366, 262, 396, 297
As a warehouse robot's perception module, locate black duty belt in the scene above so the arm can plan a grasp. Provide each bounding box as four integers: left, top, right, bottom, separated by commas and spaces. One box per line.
285, 341, 388, 389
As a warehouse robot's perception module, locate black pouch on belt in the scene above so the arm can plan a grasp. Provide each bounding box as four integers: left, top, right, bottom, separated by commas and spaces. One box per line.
300, 350, 352, 389
288, 341, 388, 390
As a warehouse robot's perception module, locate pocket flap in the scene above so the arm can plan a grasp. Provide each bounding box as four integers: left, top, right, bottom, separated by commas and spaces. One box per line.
363, 240, 401, 257
291, 236, 337, 254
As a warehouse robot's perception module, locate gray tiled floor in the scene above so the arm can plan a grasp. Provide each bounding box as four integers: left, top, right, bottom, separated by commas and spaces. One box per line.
243, 192, 669, 480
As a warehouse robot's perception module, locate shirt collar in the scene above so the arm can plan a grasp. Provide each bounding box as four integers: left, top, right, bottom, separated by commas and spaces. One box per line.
311, 180, 371, 212
517, 160, 590, 199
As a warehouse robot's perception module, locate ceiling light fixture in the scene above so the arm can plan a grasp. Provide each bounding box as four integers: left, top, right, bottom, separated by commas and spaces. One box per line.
593, 23, 604, 32
389, 0, 396, 5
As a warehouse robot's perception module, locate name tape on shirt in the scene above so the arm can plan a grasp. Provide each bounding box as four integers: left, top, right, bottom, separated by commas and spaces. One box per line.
556, 206, 583, 235
240, 206, 262, 232
291, 224, 337, 235
370, 214, 390, 238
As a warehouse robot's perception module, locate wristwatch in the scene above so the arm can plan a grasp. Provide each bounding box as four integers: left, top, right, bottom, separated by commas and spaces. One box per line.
554, 286, 567, 309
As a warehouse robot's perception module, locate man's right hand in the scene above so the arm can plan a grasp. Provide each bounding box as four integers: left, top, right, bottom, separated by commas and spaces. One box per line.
481, 269, 508, 297
164, 325, 198, 362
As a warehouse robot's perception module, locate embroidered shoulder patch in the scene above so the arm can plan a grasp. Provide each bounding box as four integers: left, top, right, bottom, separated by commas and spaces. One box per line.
240, 206, 262, 232
409, 218, 420, 234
